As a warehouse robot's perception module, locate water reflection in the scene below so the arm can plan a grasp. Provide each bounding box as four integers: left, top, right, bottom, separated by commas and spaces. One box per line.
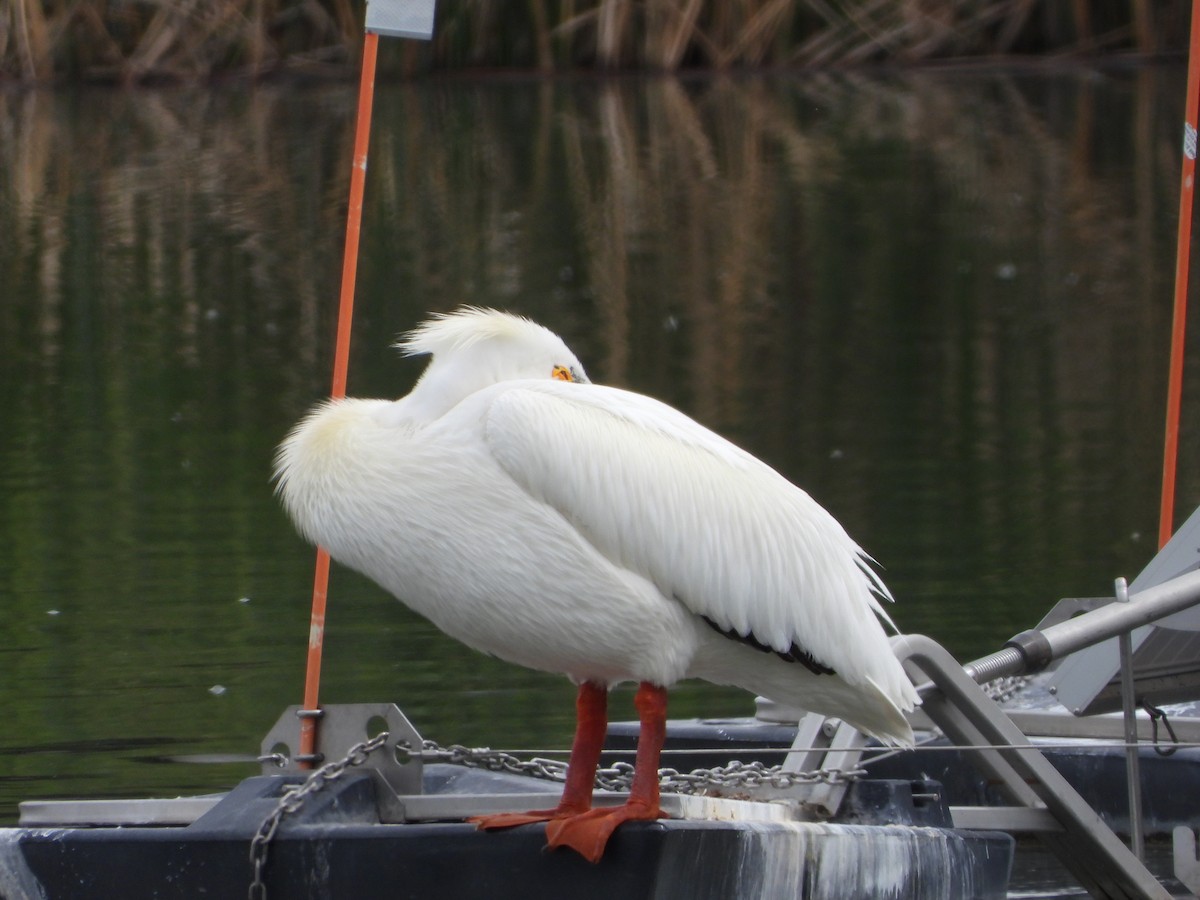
0, 69, 1195, 831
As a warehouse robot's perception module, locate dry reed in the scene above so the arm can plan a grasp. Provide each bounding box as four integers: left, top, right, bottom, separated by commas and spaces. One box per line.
3, 70, 1183, 562
0, 0, 1191, 84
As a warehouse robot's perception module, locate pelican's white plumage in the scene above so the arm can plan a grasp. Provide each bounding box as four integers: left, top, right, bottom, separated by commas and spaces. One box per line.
276, 308, 918, 811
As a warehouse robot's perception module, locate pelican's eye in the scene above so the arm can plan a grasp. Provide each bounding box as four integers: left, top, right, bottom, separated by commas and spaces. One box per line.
551, 365, 575, 382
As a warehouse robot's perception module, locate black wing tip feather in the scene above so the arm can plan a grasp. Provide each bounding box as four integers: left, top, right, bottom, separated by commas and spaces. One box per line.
700, 615, 835, 676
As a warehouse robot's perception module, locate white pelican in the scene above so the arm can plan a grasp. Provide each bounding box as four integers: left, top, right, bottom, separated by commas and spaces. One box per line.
275, 307, 918, 862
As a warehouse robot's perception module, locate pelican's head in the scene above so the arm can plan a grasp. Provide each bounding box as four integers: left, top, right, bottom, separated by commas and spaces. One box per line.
397, 307, 590, 416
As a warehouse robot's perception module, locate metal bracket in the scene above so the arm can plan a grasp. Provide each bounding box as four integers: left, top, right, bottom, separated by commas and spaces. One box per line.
779, 713, 865, 818
780, 711, 834, 774
260, 703, 424, 800
1174, 827, 1200, 897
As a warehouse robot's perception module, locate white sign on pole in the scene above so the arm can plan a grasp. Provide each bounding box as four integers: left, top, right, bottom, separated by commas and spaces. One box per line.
365, 0, 436, 40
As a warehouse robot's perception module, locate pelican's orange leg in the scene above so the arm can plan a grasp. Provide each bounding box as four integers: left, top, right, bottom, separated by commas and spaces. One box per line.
545, 682, 667, 863
470, 681, 607, 830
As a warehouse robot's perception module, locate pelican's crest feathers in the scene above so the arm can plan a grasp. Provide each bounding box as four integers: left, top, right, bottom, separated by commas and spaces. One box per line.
396, 307, 554, 358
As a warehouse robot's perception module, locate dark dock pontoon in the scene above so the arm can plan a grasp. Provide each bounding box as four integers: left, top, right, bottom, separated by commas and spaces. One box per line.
10, 509, 1200, 898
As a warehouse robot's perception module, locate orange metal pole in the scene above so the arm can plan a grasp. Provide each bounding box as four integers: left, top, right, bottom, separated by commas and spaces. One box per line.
298, 29, 380, 767
1160, 1, 1200, 549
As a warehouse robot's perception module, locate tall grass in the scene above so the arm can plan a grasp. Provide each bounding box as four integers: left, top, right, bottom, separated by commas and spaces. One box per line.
0, 0, 1191, 83
1, 0, 361, 82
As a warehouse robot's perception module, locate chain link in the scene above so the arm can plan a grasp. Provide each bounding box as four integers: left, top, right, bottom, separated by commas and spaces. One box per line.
410, 739, 863, 794
248, 731, 390, 900
247, 732, 861, 897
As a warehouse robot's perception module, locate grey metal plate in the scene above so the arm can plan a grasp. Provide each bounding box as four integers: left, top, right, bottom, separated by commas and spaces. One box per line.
1051, 505, 1200, 715
365, 0, 436, 40
19, 796, 222, 827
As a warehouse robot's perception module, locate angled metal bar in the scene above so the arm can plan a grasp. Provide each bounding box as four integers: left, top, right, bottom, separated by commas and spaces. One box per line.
894, 634, 1171, 900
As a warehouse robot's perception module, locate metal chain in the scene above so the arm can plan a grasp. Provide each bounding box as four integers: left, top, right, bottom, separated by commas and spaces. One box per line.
246, 732, 860, 898
248, 731, 390, 900
654, 758, 865, 793
411, 739, 864, 794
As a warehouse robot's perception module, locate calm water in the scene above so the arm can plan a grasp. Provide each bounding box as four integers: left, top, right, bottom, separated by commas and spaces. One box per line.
1, 67, 1196, 889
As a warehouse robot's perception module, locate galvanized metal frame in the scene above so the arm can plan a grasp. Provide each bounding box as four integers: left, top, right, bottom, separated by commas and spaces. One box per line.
894, 633, 1171, 899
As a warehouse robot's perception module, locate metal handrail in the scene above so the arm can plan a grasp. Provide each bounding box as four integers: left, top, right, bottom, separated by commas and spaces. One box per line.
893, 633, 1171, 900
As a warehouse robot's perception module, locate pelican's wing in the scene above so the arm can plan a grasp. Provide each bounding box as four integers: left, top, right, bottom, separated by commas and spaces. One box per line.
482, 382, 897, 685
